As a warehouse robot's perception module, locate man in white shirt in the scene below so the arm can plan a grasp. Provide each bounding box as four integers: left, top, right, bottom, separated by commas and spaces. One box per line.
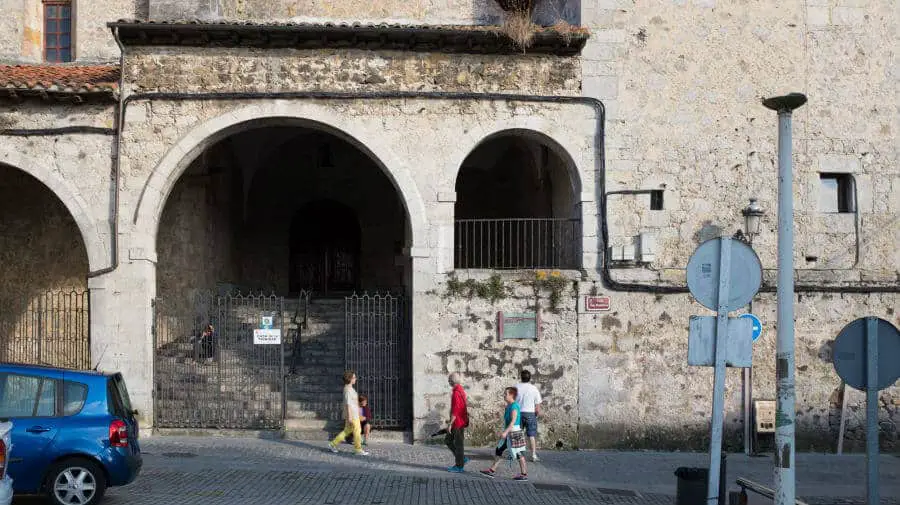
515, 369, 542, 462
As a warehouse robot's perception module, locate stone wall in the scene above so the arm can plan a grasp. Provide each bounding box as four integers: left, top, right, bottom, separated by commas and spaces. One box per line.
125, 48, 581, 96
582, 1, 898, 286
416, 271, 579, 448
576, 287, 899, 451
0, 0, 140, 63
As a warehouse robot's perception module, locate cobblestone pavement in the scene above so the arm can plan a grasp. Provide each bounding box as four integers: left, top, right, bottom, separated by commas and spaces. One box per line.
14, 436, 900, 505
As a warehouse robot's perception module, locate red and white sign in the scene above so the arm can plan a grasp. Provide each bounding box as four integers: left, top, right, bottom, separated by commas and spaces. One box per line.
584, 296, 611, 312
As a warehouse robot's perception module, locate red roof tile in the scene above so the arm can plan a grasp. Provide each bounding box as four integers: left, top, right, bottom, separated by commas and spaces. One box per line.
0, 65, 119, 95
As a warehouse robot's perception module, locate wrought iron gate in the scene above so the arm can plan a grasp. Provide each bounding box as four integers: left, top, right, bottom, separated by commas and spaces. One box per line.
0, 290, 90, 369
345, 293, 411, 429
153, 291, 285, 429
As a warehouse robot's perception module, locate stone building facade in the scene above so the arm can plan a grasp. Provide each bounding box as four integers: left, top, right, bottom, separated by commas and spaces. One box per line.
0, 0, 897, 451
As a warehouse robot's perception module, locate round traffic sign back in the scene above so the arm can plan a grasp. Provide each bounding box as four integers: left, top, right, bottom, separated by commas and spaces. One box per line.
686, 238, 762, 313
832, 317, 900, 392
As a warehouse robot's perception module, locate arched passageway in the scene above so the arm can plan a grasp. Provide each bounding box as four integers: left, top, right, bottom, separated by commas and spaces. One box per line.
153, 121, 411, 431
0, 164, 90, 369
454, 131, 581, 270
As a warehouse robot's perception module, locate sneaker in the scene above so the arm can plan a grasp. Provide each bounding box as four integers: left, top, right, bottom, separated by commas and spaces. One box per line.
328, 442, 338, 454
447, 466, 465, 473
531, 454, 540, 462
513, 474, 528, 481
479, 469, 496, 478
355, 450, 370, 456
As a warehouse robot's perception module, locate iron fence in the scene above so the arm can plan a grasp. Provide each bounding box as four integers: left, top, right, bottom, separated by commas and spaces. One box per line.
0, 290, 90, 369
345, 293, 410, 429
454, 218, 581, 269
154, 291, 285, 429
287, 291, 311, 374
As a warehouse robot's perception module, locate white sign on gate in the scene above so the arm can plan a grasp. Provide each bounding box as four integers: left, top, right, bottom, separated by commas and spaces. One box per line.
253, 328, 282, 345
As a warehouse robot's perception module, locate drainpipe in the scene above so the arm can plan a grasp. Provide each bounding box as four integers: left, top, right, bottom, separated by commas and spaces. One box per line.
87, 26, 124, 279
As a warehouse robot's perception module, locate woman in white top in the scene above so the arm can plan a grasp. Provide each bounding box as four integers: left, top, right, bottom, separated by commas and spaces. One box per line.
328, 370, 370, 455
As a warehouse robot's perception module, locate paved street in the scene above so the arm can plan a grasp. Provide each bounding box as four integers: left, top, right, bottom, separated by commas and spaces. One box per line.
14, 435, 900, 505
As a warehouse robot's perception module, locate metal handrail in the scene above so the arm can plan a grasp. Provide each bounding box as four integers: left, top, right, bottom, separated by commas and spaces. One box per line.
454, 217, 581, 270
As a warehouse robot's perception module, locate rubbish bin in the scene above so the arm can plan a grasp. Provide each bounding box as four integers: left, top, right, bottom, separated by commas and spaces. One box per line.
674, 453, 726, 505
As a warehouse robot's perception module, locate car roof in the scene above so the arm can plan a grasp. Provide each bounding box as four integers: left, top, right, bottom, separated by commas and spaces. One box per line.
0, 363, 112, 380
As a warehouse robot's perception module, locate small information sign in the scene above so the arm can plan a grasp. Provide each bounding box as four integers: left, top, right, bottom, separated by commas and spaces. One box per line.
253, 328, 282, 345
584, 296, 611, 312
260, 316, 274, 330
497, 311, 541, 341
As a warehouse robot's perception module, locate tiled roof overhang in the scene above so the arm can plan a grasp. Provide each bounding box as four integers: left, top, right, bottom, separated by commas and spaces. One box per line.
0, 64, 119, 103
109, 20, 589, 56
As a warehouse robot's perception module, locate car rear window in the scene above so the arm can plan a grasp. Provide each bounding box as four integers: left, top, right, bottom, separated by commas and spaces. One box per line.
107, 373, 133, 417
63, 381, 88, 416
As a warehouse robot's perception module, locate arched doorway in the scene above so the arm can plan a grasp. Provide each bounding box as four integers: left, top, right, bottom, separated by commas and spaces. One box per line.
0, 164, 90, 369
153, 120, 412, 431
289, 200, 361, 295
455, 131, 582, 270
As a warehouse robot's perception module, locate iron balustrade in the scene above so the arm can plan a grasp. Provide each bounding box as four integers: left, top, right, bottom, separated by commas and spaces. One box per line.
0, 290, 90, 369
454, 218, 581, 270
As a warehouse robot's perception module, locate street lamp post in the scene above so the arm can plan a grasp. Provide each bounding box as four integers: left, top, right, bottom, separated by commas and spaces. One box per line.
739, 198, 765, 456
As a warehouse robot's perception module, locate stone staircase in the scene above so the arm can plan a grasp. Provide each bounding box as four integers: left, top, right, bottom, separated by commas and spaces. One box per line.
284, 297, 347, 437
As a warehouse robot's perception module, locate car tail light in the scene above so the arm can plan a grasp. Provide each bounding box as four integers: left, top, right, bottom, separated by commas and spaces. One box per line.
109, 419, 129, 448
0, 439, 6, 479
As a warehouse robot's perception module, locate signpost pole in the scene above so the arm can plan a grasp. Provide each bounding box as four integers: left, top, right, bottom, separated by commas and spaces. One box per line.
865, 317, 879, 505
707, 237, 732, 505
763, 93, 806, 505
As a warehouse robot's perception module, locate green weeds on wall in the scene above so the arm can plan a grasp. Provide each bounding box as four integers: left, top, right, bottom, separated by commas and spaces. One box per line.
532, 270, 573, 313
445, 273, 509, 304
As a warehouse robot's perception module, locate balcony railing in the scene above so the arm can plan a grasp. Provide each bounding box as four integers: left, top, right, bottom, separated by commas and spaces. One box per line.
454, 218, 581, 270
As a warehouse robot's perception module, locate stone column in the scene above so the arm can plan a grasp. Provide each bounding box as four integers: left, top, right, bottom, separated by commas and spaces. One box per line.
88, 250, 157, 428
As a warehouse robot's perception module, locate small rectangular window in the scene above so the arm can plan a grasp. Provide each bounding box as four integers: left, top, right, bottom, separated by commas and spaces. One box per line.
44, 1, 73, 63
818, 174, 855, 213
650, 190, 664, 211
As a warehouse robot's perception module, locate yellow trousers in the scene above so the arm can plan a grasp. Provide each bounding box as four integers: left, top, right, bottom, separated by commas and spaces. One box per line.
331, 418, 363, 452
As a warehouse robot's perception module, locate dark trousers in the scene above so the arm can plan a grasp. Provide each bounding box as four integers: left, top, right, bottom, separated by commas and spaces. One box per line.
446, 428, 465, 467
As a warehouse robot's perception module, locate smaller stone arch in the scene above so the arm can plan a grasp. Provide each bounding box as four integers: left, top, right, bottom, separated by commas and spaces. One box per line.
0, 149, 108, 271
450, 125, 586, 270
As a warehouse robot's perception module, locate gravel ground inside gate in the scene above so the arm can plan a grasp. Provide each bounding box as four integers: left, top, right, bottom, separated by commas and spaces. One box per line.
14, 436, 900, 505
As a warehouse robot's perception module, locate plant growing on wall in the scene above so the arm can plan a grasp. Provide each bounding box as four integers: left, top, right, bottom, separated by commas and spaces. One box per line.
532, 270, 570, 313
445, 273, 509, 304
495, 0, 539, 49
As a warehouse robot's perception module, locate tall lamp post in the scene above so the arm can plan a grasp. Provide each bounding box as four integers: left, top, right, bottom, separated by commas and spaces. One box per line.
737, 198, 765, 455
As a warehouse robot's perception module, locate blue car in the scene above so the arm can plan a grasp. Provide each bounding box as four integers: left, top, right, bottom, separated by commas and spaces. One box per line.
0, 364, 142, 505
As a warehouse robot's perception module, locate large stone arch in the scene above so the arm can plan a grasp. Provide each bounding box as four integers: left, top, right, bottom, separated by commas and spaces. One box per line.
0, 148, 108, 271
133, 103, 430, 254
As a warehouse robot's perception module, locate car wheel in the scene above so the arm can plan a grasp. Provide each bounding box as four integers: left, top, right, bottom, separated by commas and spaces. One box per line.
44, 458, 107, 505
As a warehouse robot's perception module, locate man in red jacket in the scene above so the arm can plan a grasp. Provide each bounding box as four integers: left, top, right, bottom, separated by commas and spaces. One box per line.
445, 372, 469, 473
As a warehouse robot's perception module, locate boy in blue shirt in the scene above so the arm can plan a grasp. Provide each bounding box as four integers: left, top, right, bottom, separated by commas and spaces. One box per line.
479, 387, 528, 481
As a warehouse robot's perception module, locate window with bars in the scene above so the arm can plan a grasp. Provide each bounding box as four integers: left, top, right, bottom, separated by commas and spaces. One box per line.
44, 1, 73, 63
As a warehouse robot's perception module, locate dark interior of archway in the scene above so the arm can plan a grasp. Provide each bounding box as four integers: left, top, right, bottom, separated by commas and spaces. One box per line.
157, 126, 407, 301
454, 134, 580, 269
0, 164, 89, 366
289, 200, 361, 294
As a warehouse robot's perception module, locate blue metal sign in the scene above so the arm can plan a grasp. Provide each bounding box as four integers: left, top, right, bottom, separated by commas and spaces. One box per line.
740, 314, 763, 342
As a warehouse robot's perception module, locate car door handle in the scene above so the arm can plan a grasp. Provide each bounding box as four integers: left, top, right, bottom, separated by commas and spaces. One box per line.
26, 426, 51, 433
